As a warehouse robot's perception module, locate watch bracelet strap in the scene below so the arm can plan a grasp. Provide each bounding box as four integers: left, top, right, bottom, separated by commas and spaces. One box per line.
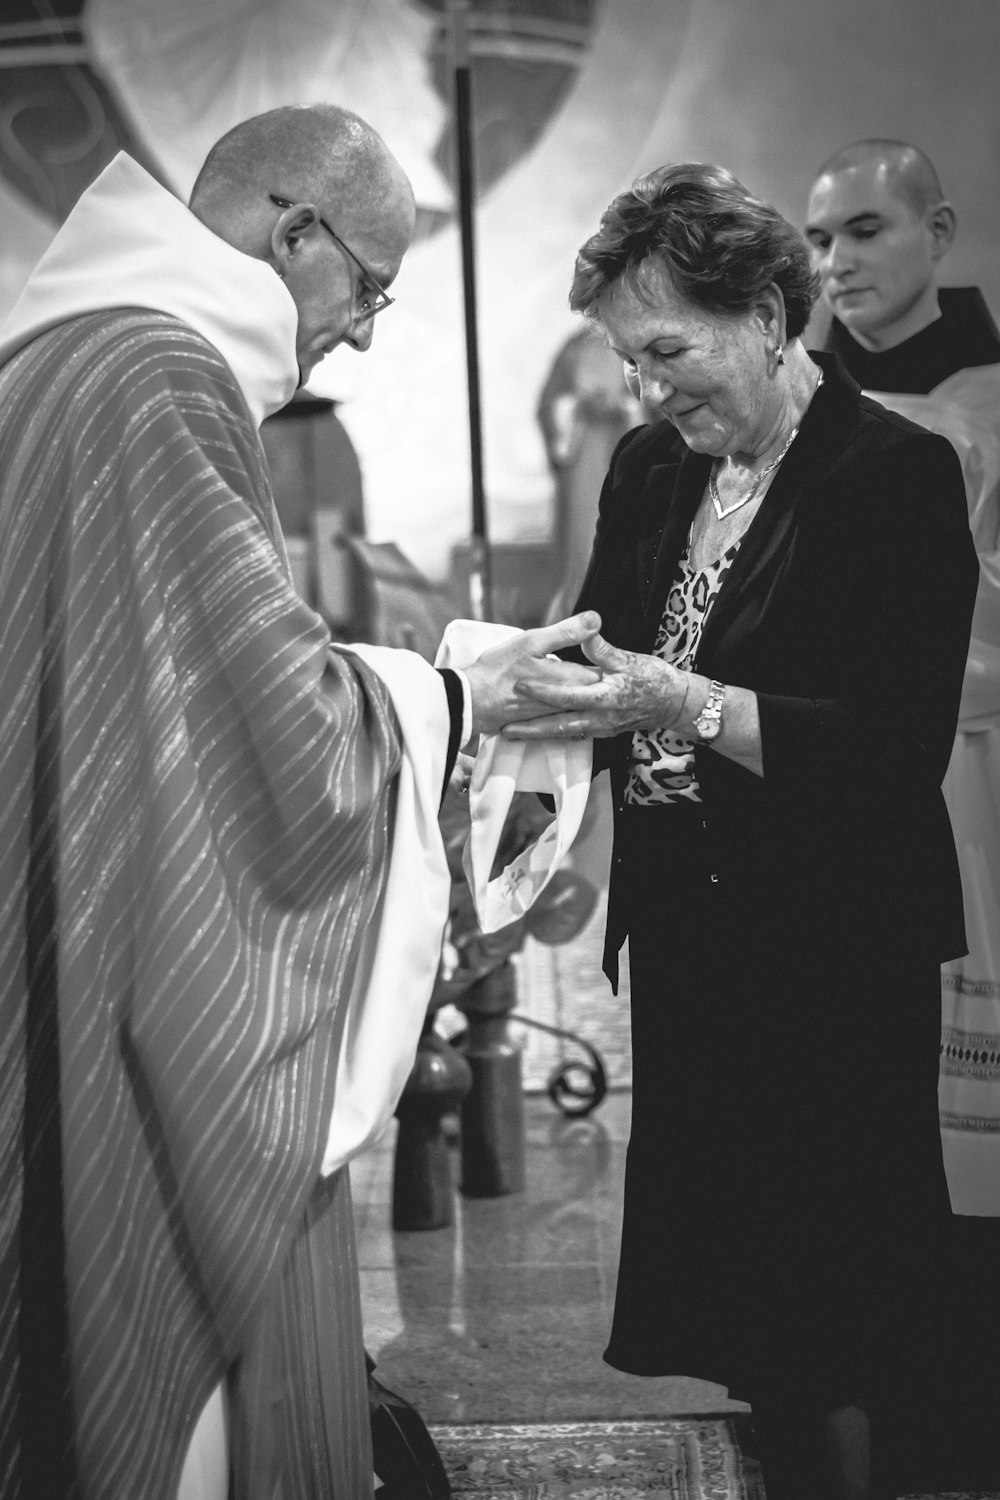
695, 679, 725, 735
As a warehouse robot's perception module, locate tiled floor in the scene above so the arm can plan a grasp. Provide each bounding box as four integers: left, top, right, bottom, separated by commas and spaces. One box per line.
353, 1089, 748, 1427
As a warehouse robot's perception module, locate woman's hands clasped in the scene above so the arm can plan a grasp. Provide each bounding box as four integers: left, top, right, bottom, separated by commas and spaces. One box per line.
501, 632, 689, 741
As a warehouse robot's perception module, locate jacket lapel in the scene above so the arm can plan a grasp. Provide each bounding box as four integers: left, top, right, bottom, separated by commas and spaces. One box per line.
696, 352, 861, 663
642, 445, 711, 638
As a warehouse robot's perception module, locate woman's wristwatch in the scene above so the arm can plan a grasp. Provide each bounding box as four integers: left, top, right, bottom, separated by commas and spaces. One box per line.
693, 679, 726, 742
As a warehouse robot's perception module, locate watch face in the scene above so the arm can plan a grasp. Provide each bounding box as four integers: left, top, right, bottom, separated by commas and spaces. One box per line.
694, 714, 721, 742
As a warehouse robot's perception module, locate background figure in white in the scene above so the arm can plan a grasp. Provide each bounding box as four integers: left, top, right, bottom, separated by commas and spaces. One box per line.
538, 328, 643, 624
879, 373, 1000, 1212
806, 137, 1000, 1216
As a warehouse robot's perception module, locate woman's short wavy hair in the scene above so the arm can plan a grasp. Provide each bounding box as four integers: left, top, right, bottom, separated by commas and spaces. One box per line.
570, 163, 820, 339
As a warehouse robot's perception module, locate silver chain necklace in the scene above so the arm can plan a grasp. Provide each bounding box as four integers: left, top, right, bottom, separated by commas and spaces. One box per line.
709, 369, 824, 521
709, 423, 800, 520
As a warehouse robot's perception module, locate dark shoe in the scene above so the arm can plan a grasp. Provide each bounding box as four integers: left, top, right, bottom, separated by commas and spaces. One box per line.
368, 1354, 451, 1500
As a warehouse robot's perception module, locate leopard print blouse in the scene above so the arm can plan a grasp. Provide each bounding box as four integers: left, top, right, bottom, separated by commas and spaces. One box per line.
625, 538, 741, 806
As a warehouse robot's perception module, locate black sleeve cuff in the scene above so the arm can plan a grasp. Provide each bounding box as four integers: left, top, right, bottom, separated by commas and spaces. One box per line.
436, 666, 465, 802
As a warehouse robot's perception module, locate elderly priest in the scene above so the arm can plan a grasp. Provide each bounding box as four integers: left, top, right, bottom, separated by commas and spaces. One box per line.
0, 104, 600, 1500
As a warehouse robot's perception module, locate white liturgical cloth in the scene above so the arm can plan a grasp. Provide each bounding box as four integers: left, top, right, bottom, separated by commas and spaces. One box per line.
436, 620, 593, 933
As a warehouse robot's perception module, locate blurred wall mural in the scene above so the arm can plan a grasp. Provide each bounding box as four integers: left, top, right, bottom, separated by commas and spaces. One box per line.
2, 0, 999, 586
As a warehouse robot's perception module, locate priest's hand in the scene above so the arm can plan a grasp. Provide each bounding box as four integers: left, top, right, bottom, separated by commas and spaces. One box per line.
463, 612, 605, 740
499, 632, 689, 741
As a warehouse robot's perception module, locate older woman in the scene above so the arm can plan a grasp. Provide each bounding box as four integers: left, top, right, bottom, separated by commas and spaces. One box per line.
508, 165, 979, 1499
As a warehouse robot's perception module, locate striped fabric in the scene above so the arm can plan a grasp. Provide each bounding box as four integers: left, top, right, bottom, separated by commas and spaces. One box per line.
0, 309, 401, 1498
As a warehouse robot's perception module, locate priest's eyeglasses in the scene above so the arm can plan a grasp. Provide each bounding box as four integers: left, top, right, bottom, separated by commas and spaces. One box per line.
269, 194, 395, 321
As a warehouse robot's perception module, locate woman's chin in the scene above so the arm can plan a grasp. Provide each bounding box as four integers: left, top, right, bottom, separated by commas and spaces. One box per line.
673, 422, 729, 456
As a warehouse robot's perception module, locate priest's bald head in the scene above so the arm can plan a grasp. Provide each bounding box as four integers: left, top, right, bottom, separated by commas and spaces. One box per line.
805, 139, 956, 353
189, 104, 415, 377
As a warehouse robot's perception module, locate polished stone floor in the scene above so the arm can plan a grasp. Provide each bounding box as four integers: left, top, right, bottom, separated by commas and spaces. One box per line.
353, 1090, 1000, 1497
353, 1089, 748, 1427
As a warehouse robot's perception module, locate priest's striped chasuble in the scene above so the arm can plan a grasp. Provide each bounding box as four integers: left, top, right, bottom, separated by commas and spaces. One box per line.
0, 308, 404, 1499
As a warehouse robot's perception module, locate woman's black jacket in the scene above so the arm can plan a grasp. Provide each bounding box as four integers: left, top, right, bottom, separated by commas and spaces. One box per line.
568, 352, 980, 986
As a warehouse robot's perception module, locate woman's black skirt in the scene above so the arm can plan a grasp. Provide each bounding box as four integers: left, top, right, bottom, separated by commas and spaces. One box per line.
604, 802, 954, 1417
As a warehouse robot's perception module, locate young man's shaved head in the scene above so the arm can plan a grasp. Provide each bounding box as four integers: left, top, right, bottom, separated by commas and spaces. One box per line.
806, 139, 955, 351
812, 139, 945, 218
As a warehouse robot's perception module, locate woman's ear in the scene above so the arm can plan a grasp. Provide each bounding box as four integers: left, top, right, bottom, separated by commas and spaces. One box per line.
756, 283, 788, 346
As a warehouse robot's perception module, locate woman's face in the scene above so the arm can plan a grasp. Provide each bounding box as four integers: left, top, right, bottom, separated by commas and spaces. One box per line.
596, 262, 777, 461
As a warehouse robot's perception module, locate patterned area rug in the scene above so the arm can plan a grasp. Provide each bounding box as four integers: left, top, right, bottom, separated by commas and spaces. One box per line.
430, 1417, 1000, 1499
429, 1416, 765, 1498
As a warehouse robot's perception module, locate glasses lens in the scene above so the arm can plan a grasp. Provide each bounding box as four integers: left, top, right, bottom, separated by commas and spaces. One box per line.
356, 290, 392, 322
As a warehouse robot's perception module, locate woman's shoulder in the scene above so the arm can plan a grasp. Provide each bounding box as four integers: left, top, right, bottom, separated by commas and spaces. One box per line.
805, 361, 961, 503
810, 384, 970, 550
856, 389, 955, 447
843, 399, 968, 505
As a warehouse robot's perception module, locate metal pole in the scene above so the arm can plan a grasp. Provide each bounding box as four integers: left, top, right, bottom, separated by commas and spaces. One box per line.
446, 0, 492, 621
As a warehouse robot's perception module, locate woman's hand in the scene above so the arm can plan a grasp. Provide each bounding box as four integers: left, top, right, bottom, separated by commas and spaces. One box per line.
500, 633, 689, 741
